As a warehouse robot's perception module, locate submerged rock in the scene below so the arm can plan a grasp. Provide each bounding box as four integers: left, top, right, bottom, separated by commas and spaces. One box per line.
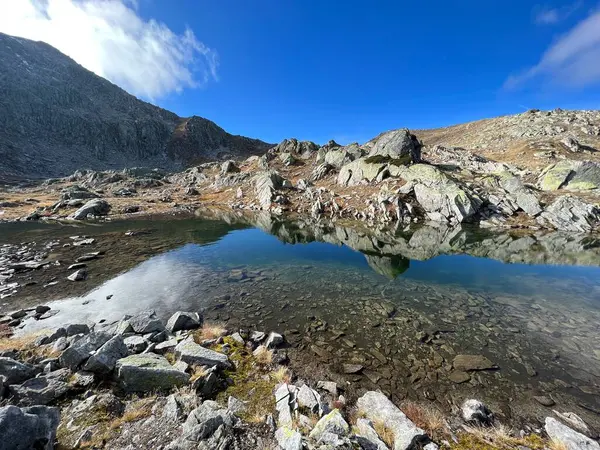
452, 354, 496, 371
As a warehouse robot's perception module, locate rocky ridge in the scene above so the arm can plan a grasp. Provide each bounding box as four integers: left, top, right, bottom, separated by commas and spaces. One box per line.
0, 32, 272, 180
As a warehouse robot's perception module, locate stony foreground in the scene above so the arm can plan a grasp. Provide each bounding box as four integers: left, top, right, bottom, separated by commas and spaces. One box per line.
0, 306, 599, 449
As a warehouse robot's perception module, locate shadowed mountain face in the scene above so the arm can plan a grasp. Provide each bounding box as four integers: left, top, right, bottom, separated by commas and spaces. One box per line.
0, 33, 272, 180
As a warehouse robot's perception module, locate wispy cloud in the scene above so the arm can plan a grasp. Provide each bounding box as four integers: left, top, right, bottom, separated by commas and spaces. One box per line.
0, 0, 219, 100
505, 11, 600, 89
533, 2, 582, 25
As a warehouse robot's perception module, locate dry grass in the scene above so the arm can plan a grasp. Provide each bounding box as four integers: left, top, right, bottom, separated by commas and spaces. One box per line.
190, 365, 209, 382
401, 401, 448, 440
373, 419, 395, 448
253, 345, 273, 365
459, 425, 546, 450
270, 366, 291, 384
0, 329, 57, 358
193, 323, 227, 342
164, 351, 177, 365
547, 439, 568, 450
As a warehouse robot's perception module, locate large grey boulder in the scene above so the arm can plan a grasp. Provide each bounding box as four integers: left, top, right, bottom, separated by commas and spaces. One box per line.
545, 417, 600, 450
539, 160, 600, 191
276, 426, 303, 450
123, 335, 148, 354
115, 353, 190, 393
0, 357, 38, 384
68, 199, 110, 220
337, 158, 387, 186
271, 138, 318, 159
538, 196, 600, 232
254, 170, 284, 209
82, 335, 128, 375
309, 409, 349, 443
129, 310, 165, 334
58, 331, 112, 371
181, 400, 234, 443
296, 384, 321, 414
174, 337, 230, 368
368, 129, 421, 163
0, 405, 60, 450
166, 311, 202, 333
357, 391, 429, 450
9, 371, 70, 406
395, 164, 481, 223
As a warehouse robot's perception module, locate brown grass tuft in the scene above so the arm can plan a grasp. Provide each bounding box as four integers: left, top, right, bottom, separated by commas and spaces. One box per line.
193, 323, 227, 342
401, 401, 448, 440
253, 345, 273, 365
547, 439, 568, 450
373, 419, 395, 448
269, 366, 291, 384
190, 365, 209, 382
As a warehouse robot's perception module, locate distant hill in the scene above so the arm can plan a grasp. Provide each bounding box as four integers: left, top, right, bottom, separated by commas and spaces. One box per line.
0, 32, 272, 179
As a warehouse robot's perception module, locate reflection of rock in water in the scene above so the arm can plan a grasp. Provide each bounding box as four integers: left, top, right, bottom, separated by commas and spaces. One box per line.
364, 254, 410, 279
196, 207, 600, 268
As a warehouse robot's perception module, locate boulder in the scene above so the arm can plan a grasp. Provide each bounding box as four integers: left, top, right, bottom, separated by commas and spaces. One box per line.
123, 335, 148, 354
538, 196, 600, 232
0, 357, 38, 385
67, 269, 87, 282
9, 372, 70, 406
368, 129, 421, 163
338, 158, 387, 186
82, 335, 128, 374
276, 426, 303, 450
254, 170, 284, 209
129, 310, 165, 334
166, 311, 202, 333
545, 417, 600, 450
66, 323, 90, 336
271, 138, 318, 159
309, 409, 349, 443
297, 384, 321, 414
539, 160, 600, 191
68, 199, 111, 220
58, 331, 112, 370
115, 353, 190, 393
181, 400, 234, 442
275, 383, 296, 427
0, 405, 60, 450
174, 337, 230, 368
553, 411, 597, 439
355, 418, 390, 450
220, 160, 240, 175
357, 391, 428, 450
265, 331, 284, 348
461, 399, 494, 425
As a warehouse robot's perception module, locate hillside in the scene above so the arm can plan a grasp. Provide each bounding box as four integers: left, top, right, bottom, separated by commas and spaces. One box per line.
0, 33, 272, 179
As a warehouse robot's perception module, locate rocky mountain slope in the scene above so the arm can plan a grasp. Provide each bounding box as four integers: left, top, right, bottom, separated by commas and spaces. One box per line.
0, 33, 272, 180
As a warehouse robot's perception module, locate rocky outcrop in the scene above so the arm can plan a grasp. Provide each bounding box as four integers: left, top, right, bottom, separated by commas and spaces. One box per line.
270, 139, 319, 160
368, 129, 422, 163
254, 171, 284, 209
0, 32, 271, 179
0, 405, 60, 450
538, 160, 600, 191
538, 196, 600, 232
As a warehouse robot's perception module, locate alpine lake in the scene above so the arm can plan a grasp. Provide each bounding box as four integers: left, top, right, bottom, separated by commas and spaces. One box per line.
1, 209, 600, 429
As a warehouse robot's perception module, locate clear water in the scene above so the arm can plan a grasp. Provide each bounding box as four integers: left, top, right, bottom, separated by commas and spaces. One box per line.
3, 213, 600, 424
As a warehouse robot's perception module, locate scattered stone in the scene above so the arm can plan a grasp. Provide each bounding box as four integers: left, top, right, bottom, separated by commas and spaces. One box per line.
342, 364, 363, 374
448, 371, 471, 384
9, 372, 70, 406
461, 399, 494, 425
69, 199, 111, 220
0, 357, 38, 385
165, 311, 202, 333
453, 354, 496, 371
58, 331, 111, 371
265, 331, 284, 348
309, 409, 349, 443
123, 335, 148, 354
276, 426, 303, 450
82, 335, 128, 374
317, 380, 338, 396
297, 384, 321, 414
67, 269, 87, 282
66, 323, 90, 336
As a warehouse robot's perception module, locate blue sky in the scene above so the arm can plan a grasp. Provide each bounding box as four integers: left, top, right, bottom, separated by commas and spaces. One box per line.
2, 1, 600, 144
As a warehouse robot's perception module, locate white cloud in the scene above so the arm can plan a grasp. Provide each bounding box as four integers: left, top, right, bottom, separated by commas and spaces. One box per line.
0, 0, 218, 100
533, 2, 581, 25
505, 11, 600, 89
